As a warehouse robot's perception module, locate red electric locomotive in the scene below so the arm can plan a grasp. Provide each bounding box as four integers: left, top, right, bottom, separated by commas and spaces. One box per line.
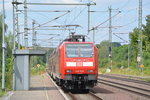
49, 34, 98, 91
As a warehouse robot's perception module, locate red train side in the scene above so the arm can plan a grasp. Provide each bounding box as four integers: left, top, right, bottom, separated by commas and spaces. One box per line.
49, 41, 98, 90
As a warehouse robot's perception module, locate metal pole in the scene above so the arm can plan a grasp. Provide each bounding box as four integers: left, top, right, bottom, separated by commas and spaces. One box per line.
138, 0, 143, 70
88, 4, 90, 35
128, 41, 130, 69
35, 31, 37, 46
93, 28, 95, 43
32, 20, 35, 47
16, 7, 19, 49
13, 0, 20, 49
18, 26, 20, 49
12, 0, 16, 91
2, 0, 6, 91
13, 0, 16, 50
24, 0, 28, 48
109, 7, 112, 69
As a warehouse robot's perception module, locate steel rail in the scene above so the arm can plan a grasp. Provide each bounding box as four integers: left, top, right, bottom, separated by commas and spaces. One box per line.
89, 92, 103, 100
68, 92, 102, 100
98, 79, 150, 98
99, 74, 150, 86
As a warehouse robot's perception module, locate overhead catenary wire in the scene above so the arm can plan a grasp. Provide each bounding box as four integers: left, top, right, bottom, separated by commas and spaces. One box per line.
37, 39, 60, 45
113, 16, 146, 32
60, 6, 78, 39
33, 11, 71, 29
30, 5, 80, 38
106, 1, 138, 36
60, 5, 87, 41
113, 33, 128, 43
88, 11, 121, 33
12, 2, 96, 6
119, 0, 131, 10
14, 1, 96, 48
112, 2, 146, 36
69, 6, 87, 24
36, 33, 60, 36
18, 10, 70, 12
17, 8, 73, 31
36, 37, 54, 43
19, 7, 77, 30
112, 7, 138, 28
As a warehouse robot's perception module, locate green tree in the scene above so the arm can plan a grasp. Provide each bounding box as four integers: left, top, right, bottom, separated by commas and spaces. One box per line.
0, 13, 7, 64
143, 16, 150, 51
5, 32, 13, 57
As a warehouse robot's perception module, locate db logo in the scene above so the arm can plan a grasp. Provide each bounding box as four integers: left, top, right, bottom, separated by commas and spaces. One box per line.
76, 70, 84, 72
76, 62, 83, 66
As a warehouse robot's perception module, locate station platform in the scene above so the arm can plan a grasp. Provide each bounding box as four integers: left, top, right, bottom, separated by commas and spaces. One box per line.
1, 73, 65, 100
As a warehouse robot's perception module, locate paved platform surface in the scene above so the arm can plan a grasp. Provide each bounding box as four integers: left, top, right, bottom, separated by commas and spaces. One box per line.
1, 73, 65, 100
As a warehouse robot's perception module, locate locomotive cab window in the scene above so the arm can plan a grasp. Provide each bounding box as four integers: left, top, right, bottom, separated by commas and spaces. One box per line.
65, 44, 93, 57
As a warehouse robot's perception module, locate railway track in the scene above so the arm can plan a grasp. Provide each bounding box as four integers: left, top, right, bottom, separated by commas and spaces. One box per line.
100, 74, 150, 86
67, 91, 102, 100
48, 73, 102, 100
106, 74, 150, 80
98, 74, 150, 98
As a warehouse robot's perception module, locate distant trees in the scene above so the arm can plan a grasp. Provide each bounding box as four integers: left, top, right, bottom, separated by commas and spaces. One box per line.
143, 16, 150, 51
97, 41, 109, 67
97, 40, 124, 68
129, 16, 150, 67
98, 15, 150, 69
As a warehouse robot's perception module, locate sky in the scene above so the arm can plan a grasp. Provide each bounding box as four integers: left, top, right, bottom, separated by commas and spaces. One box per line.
0, 0, 150, 48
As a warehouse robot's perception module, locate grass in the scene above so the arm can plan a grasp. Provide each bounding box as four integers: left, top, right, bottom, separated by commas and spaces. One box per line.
0, 90, 7, 97
143, 78, 150, 82
99, 66, 150, 82
99, 66, 150, 77
0, 72, 13, 97
30, 65, 46, 76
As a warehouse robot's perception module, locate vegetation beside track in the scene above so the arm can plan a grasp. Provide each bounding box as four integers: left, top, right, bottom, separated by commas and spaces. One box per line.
99, 67, 150, 77
30, 63, 46, 76
98, 16, 150, 77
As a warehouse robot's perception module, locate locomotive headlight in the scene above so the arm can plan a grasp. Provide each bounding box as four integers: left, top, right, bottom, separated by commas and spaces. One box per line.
66, 70, 72, 73
87, 70, 93, 72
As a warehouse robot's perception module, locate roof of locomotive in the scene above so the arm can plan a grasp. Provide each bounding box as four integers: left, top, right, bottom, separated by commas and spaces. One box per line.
58, 41, 94, 48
